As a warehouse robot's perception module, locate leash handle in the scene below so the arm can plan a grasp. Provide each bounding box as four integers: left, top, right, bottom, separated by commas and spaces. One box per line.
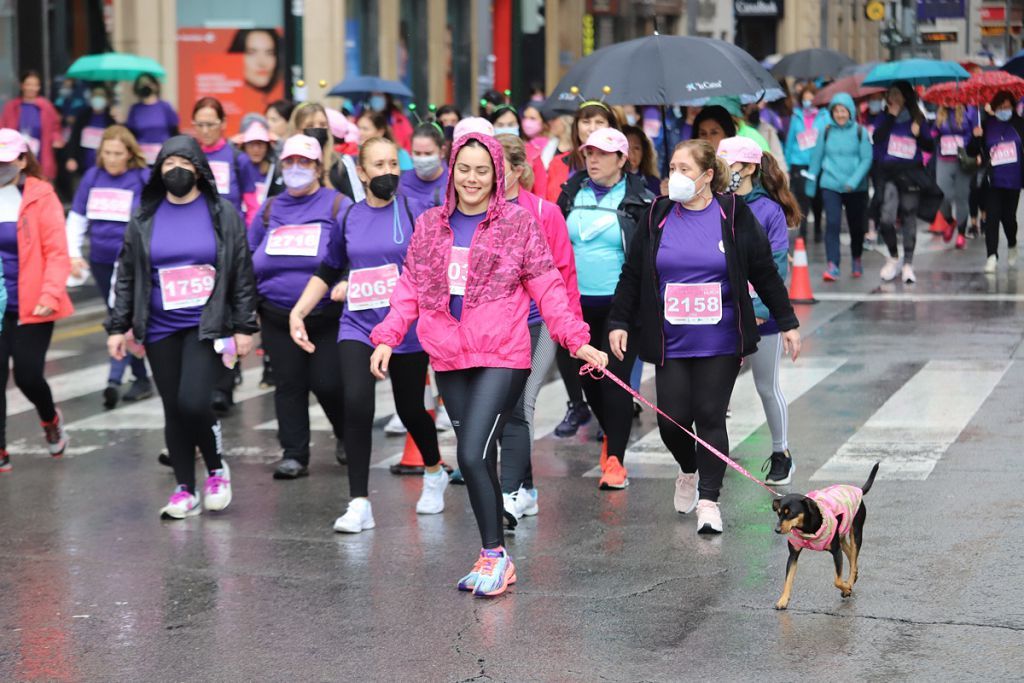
579, 364, 780, 497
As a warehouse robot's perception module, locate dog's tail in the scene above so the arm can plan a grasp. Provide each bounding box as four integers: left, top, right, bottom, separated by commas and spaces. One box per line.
860, 462, 880, 496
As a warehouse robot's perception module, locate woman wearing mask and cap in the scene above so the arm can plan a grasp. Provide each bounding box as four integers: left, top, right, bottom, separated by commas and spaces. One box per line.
65, 84, 116, 175
105, 135, 258, 519
291, 102, 360, 202
783, 86, 828, 242
400, 122, 449, 209
967, 90, 1024, 273
290, 136, 442, 531
0, 129, 74, 473
249, 134, 349, 480
487, 105, 548, 195
239, 120, 283, 219
608, 139, 799, 534
556, 126, 653, 491
126, 74, 179, 166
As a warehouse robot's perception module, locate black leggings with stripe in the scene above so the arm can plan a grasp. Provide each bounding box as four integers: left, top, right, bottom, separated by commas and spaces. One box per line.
436, 367, 528, 549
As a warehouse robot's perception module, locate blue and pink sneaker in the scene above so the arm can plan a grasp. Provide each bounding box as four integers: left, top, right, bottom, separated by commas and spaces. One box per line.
471, 548, 516, 597
160, 485, 201, 519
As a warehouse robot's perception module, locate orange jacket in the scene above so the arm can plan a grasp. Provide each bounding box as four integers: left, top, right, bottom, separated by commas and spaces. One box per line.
14, 177, 73, 323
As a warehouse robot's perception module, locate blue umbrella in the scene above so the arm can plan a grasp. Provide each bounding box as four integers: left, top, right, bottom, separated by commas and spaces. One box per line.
862, 59, 970, 87
327, 75, 413, 100
1001, 49, 1024, 78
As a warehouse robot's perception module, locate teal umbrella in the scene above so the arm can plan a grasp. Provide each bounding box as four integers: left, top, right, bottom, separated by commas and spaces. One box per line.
66, 52, 166, 81
862, 59, 969, 87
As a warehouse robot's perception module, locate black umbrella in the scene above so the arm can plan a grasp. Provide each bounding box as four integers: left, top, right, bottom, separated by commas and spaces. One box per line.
772, 48, 856, 80
541, 34, 782, 115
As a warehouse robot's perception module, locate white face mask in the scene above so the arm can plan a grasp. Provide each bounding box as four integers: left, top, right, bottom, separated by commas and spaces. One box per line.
668, 172, 704, 204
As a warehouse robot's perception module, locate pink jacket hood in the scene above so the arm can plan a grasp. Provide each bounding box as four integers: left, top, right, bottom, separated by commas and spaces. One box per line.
370, 132, 590, 371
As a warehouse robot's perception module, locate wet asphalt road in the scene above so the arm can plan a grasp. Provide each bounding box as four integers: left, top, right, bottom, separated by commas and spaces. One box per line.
2, 229, 1023, 682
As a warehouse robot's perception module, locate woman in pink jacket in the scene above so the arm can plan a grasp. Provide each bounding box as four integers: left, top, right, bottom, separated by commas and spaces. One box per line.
0, 71, 64, 181
369, 132, 606, 597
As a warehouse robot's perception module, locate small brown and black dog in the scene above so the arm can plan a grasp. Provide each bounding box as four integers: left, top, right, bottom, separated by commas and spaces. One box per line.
771, 462, 879, 610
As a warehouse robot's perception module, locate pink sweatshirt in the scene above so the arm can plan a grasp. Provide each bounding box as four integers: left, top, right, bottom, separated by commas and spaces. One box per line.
371, 133, 590, 371
515, 188, 583, 320
788, 485, 863, 552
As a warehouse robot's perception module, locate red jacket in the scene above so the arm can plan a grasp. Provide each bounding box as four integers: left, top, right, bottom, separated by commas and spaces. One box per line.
1, 98, 63, 180
371, 133, 589, 371
13, 177, 73, 324
515, 189, 582, 320
544, 150, 573, 203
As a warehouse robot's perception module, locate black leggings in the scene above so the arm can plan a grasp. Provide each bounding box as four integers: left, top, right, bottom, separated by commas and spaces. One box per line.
0, 313, 57, 449
436, 367, 528, 549
983, 186, 1020, 258
147, 328, 224, 493
576, 303, 638, 459
338, 341, 440, 498
655, 355, 740, 502
260, 311, 345, 465
791, 165, 823, 236
555, 346, 585, 404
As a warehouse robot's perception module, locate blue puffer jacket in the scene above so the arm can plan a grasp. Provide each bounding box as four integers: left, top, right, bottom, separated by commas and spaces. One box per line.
806, 93, 874, 195
784, 104, 830, 167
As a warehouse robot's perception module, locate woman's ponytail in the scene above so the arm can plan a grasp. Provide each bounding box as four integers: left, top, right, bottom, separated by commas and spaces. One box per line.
758, 152, 803, 227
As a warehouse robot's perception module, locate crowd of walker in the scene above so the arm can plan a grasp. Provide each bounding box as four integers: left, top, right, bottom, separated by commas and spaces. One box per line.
3, 63, 1023, 596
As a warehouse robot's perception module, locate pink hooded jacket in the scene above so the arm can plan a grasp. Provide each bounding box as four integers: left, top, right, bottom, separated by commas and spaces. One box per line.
516, 188, 583, 320
371, 133, 590, 371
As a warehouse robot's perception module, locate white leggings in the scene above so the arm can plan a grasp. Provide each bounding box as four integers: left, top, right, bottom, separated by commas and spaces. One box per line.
748, 333, 788, 452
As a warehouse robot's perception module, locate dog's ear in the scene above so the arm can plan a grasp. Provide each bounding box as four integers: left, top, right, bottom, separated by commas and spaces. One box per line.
771, 498, 781, 513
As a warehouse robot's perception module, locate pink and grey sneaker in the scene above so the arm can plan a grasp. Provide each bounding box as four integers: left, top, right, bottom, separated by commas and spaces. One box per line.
203, 461, 232, 512
472, 547, 517, 597
41, 409, 69, 457
160, 485, 202, 519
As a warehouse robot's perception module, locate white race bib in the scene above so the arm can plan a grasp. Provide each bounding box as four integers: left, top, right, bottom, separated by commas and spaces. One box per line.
140, 143, 162, 165
209, 160, 231, 194
991, 141, 1018, 166
347, 264, 400, 311
85, 187, 133, 222
887, 135, 917, 160
158, 264, 216, 311
265, 223, 322, 257
80, 126, 104, 150
939, 135, 961, 157
447, 247, 470, 296
664, 282, 723, 326
797, 129, 818, 151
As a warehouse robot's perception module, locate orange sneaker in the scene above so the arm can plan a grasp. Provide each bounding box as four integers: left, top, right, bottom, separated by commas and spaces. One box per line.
599, 456, 629, 490
599, 436, 609, 471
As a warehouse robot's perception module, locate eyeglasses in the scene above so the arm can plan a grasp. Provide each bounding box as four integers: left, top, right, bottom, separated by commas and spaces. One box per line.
192, 121, 221, 130
281, 157, 316, 168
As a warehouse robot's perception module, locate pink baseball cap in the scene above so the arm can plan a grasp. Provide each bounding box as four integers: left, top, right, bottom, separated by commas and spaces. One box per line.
453, 117, 494, 140
242, 122, 271, 144
717, 136, 763, 166
280, 134, 323, 162
326, 108, 360, 144
580, 128, 629, 155
0, 128, 27, 163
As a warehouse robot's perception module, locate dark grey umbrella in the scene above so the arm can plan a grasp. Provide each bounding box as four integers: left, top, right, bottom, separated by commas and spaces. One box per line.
772, 48, 856, 80
541, 34, 782, 115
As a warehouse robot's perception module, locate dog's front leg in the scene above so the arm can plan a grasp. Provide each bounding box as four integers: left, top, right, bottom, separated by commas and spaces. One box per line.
775, 546, 801, 610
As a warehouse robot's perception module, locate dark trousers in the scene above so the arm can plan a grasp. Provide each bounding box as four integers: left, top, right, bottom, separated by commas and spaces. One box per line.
0, 313, 57, 449
554, 346, 585, 404
655, 355, 740, 502
791, 165, 823, 237
821, 189, 868, 266
577, 303, 638, 459
146, 328, 223, 493
338, 341, 439, 498
260, 312, 345, 465
91, 260, 148, 384
436, 367, 528, 549
983, 186, 1020, 258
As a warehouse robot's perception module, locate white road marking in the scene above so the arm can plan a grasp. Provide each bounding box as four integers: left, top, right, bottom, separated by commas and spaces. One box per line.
811, 359, 1010, 482
815, 292, 1024, 303
7, 363, 112, 416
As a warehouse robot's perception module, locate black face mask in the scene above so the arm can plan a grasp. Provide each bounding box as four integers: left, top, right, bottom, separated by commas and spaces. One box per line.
368, 173, 399, 201
163, 166, 197, 197
303, 127, 329, 150
135, 85, 154, 99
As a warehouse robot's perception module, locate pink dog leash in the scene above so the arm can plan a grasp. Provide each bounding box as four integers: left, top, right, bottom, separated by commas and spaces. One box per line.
579, 364, 781, 497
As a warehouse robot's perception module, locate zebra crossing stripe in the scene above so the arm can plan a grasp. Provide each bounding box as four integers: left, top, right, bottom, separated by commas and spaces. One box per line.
810, 359, 1010, 482
7, 362, 112, 417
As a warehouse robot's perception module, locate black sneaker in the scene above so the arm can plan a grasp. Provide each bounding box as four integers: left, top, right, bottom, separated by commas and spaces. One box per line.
0, 450, 10, 473
273, 458, 309, 479
334, 440, 347, 466
211, 390, 233, 415
122, 378, 153, 402
553, 400, 592, 438
157, 450, 172, 467
232, 364, 243, 386
103, 382, 120, 409
259, 356, 275, 389
763, 451, 794, 486
633, 401, 643, 421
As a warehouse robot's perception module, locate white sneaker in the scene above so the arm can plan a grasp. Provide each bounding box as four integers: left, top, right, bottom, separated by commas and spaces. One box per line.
674, 472, 699, 514
333, 498, 375, 533
1009, 249, 1019, 267
203, 461, 232, 511
502, 492, 523, 524
880, 257, 901, 282
160, 485, 201, 519
434, 404, 453, 432
696, 500, 723, 535
984, 255, 998, 273
902, 263, 916, 284
415, 468, 449, 514
514, 486, 539, 517
384, 413, 407, 435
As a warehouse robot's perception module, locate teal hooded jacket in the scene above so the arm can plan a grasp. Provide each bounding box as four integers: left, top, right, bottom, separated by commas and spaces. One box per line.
806, 93, 874, 195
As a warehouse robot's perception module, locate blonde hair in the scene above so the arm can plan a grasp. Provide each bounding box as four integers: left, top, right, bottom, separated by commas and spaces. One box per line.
672, 139, 730, 194
495, 133, 535, 191
97, 125, 147, 171
290, 102, 338, 189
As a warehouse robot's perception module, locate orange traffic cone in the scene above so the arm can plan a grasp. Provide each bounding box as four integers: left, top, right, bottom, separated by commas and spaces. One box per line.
789, 238, 817, 304
389, 374, 451, 475
929, 211, 949, 235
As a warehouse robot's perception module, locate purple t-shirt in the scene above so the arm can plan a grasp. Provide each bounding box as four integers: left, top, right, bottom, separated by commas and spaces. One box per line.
250, 187, 349, 311
79, 111, 111, 169
745, 194, 788, 336
399, 167, 448, 209
934, 107, 977, 160
203, 141, 253, 217
323, 198, 422, 352
448, 209, 484, 321
146, 197, 217, 343
657, 199, 738, 358
71, 166, 149, 265
126, 101, 179, 145
984, 119, 1023, 190
18, 103, 41, 143
0, 220, 17, 315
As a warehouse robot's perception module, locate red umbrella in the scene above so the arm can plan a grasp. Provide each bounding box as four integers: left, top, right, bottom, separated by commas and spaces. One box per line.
923, 70, 1024, 106
813, 73, 885, 107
